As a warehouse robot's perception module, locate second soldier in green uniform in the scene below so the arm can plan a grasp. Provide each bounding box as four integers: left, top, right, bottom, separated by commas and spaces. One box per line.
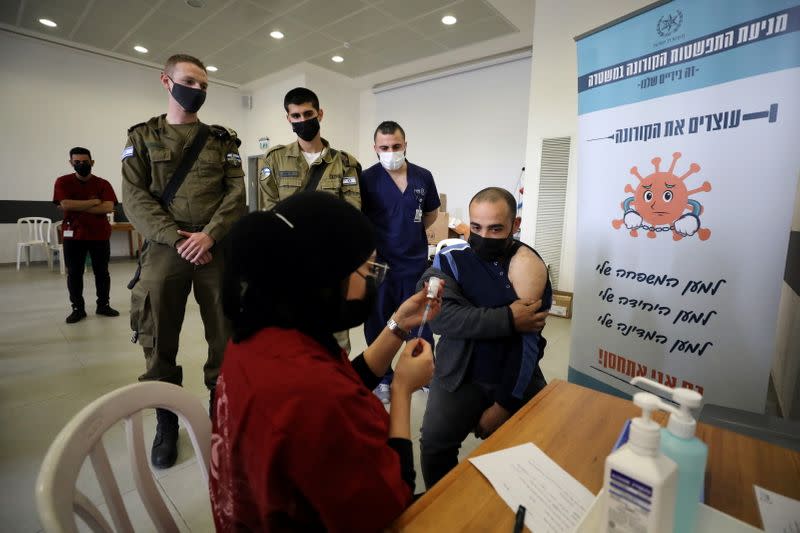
258, 87, 362, 352
122, 54, 245, 469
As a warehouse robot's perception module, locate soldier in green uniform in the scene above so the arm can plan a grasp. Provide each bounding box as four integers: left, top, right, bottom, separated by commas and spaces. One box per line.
257, 87, 362, 351
122, 54, 245, 469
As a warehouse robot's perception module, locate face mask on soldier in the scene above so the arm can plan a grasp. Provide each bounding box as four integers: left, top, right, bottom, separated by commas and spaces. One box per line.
291, 117, 321, 142
168, 77, 206, 113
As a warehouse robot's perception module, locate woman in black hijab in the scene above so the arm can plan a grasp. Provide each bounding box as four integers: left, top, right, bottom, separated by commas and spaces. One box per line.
210, 191, 441, 532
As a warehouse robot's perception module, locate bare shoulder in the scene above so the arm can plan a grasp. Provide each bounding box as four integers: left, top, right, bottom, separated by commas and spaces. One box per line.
509, 245, 546, 273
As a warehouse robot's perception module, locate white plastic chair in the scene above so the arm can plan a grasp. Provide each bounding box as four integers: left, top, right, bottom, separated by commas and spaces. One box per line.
49, 221, 65, 275
36, 382, 212, 533
435, 237, 466, 255
17, 216, 52, 270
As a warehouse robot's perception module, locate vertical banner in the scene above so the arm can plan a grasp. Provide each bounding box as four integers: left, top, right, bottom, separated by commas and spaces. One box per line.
570, 0, 800, 412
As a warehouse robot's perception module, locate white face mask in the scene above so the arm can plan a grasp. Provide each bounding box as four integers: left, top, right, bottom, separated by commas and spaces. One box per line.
378, 151, 405, 171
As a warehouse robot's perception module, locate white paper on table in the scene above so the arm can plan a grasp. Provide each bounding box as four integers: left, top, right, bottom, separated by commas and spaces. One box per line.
755, 485, 800, 533
469, 442, 594, 533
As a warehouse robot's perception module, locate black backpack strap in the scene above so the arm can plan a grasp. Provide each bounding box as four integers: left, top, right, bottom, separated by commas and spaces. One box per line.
304, 148, 337, 193
160, 123, 211, 207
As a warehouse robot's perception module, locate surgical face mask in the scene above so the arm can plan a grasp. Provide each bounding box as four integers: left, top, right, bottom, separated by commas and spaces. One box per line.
378, 151, 405, 171
330, 275, 377, 332
168, 77, 206, 113
72, 161, 92, 177
468, 232, 512, 262
291, 117, 320, 142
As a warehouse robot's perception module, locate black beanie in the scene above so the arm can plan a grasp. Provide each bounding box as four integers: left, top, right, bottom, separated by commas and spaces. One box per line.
223, 192, 375, 341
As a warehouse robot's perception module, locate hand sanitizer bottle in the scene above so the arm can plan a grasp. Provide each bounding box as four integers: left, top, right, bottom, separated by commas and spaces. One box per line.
631, 377, 707, 533
603, 392, 677, 533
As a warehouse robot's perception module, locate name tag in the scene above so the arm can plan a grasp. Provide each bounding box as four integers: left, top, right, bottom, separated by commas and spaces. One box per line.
414, 208, 423, 223
63, 230, 74, 238
279, 171, 299, 178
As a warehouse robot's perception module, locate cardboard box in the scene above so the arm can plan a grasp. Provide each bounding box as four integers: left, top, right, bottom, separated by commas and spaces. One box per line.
549, 290, 573, 319
426, 211, 450, 245
439, 193, 447, 212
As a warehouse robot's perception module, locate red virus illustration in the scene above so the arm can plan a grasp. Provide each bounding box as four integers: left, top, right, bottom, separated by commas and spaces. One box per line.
612, 152, 712, 240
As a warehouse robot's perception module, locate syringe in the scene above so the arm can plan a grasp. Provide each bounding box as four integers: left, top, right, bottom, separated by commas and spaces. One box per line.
413, 277, 441, 356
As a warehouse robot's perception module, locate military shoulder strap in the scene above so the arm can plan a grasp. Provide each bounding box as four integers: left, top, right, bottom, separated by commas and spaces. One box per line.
127, 122, 147, 134
304, 148, 338, 193
160, 123, 210, 207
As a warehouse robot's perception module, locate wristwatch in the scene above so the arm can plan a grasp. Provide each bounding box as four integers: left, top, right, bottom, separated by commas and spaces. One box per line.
386, 317, 410, 341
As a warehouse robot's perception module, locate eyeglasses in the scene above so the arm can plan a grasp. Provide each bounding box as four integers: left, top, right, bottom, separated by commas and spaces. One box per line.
363, 260, 389, 285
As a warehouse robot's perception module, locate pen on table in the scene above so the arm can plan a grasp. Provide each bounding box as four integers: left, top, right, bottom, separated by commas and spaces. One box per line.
513, 505, 526, 533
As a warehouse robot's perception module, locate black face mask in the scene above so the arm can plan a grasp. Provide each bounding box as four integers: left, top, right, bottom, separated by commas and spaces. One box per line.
73, 162, 92, 177
468, 232, 512, 262
291, 117, 320, 142
330, 275, 377, 332
169, 78, 206, 113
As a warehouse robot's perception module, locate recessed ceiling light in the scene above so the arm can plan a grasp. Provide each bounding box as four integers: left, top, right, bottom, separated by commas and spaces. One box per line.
442, 15, 457, 25
38, 18, 57, 28
331, 55, 344, 63
186, 0, 206, 7
270, 30, 284, 39
133, 45, 148, 54
207, 65, 219, 72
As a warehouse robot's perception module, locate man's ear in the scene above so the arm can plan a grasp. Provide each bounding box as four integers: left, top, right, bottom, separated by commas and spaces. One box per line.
90, 159, 96, 166
317, 108, 324, 122
513, 216, 522, 234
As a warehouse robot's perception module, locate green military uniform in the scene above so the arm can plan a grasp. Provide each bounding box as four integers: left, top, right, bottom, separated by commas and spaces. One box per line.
121, 114, 245, 389
257, 138, 361, 211
257, 138, 361, 352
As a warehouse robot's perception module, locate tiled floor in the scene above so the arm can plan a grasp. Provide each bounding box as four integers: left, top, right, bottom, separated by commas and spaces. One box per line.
0, 260, 572, 532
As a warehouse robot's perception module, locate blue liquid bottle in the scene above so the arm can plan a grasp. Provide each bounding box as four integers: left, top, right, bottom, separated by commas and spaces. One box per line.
631, 378, 708, 533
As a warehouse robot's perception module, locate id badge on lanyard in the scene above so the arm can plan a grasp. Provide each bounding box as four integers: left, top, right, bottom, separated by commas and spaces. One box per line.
414, 207, 423, 223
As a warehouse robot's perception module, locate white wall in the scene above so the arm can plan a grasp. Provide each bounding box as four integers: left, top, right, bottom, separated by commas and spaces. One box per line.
519, 0, 655, 292
0, 30, 244, 263
360, 57, 532, 222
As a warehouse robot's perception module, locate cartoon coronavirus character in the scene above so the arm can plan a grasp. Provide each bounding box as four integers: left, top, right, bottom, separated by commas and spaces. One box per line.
612, 152, 712, 240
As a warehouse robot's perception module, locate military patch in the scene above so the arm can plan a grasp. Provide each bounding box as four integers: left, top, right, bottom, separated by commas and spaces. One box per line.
342, 177, 357, 185
260, 167, 271, 179
279, 171, 299, 178
226, 153, 242, 166
121, 146, 134, 160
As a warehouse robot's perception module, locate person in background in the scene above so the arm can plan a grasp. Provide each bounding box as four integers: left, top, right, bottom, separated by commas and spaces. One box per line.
53, 147, 119, 324
122, 53, 245, 469
418, 187, 551, 489
360, 120, 440, 403
210, 192, 441, 532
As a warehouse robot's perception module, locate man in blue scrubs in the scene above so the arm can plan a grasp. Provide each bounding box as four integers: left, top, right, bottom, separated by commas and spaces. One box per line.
361, 121, 440, 403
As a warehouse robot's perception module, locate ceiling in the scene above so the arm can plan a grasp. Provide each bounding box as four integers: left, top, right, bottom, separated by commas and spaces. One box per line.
0, 0, 521, 84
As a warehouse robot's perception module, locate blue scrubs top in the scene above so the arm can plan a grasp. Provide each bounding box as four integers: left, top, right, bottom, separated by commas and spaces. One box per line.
360, 161, 440, 277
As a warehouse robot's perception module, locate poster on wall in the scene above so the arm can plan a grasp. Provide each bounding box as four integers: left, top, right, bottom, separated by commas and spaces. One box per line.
569, 0, 800, 412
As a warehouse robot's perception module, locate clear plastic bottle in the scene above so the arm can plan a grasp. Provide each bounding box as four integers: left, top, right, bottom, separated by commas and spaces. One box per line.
631, 377, 708, 533
603, 392, 677, 533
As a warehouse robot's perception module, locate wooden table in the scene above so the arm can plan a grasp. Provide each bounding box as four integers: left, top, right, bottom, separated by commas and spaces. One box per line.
110, 222, 142, 258
391, 379, 800, 531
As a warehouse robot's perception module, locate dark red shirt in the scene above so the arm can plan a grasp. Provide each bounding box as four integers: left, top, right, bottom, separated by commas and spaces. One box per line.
52, 173, 118, 240
209, 327, 412, 532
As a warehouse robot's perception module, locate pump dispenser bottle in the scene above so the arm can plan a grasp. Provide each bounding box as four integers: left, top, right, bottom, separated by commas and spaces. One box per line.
631, 377, 707, 533
603, 392, 677, 533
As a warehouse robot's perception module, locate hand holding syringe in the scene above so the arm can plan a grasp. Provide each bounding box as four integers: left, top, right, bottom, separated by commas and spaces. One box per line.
412, 277, 442, 356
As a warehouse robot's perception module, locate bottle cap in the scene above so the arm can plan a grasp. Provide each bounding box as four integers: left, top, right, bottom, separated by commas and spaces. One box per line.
631, 377, 702, 439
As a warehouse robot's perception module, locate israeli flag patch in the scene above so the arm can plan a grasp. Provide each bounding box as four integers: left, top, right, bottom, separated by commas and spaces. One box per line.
120, 146, 134, 160
342, 176, 357, 185
226, 153, 242, 166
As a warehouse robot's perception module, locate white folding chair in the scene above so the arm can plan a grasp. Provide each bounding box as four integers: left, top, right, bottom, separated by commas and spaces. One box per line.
17, 217, 52, 270
36, 382, 211, 533
50, 221, 65, 275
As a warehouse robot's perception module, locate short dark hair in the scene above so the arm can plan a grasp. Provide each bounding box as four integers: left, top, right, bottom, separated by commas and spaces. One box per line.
164, 54, 206, 76
284, 87, 319, 111
373, 121, 406, 141
470, 187, 517, 220
69, 147, 92, 159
